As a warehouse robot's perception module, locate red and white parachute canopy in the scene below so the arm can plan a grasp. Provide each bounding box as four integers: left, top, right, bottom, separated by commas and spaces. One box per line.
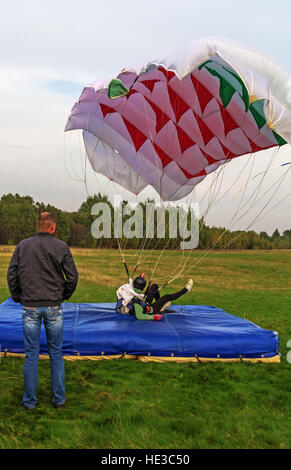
65, 37, 291, 201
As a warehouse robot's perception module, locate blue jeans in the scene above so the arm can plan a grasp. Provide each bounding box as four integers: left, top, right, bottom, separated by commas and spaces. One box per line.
22, 305, 65, 408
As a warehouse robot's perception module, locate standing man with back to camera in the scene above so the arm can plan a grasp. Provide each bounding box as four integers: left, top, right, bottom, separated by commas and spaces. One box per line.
7, 212, 78, 409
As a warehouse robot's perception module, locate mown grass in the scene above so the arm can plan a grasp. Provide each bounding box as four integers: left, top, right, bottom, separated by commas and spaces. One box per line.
0, 247, 290, 449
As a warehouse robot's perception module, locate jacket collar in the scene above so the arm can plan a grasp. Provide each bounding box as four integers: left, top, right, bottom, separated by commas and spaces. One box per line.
36, 232, 52, 236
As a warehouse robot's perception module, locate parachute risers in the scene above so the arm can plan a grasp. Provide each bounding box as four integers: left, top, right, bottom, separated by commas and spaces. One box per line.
0, 298, 280, 363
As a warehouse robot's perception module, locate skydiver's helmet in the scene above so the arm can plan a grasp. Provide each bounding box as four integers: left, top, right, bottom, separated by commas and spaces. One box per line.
133, 274, 146, 291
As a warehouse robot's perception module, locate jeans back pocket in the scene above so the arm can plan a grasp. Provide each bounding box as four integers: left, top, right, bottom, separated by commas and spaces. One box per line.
48, 305, 63, 322
22, 307, 37, 322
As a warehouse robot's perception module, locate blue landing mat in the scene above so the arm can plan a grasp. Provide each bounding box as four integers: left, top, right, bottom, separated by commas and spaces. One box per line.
0, 298, 280, 362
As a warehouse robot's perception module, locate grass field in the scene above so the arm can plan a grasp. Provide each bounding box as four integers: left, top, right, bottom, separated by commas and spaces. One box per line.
0, 246, 290, 449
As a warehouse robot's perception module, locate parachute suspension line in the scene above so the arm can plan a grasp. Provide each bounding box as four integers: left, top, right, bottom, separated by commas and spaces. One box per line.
184, 176, 266, 273
193, 128, 283, 260
81, 122, 130, 273
225, 139, 280, 225
141, 220, 186, 286
144, 101, 200, 283
163, 137, 283, 285
133, 88, 188, 282
128, 218, 143, 279
68, 130, 84, 181
233, 147, 280, 220
166, 149, 241, 286
130, 190, 143, 277
198, 163, 221, 207
200, 103, 250, 216
150, 138, 237, 285
97, 138, 117, 196
206, 167, 223, 209
221, 146, 281, 233
254, 188, 291, 229
151, 150, 236, 288
141, 205, 188, 285
230, 152, 280, 226
225, 152, 258, 227
82, 96, 107, 197
153, 81, 203, 289
141, 200, 188, 284
205, 154, 233, 209
210, 155, 253, 211
109, 177, 132, 281
142, 117, 280, 288
143, 206, 179, 285
127, 75, 237, 287
126, 86, 164, 276
149, 235, 182, 285
132, 202, 157, 277
89, 138, 106, 195
170, 155, 236, 286
107, 94, 156, 275
200, 161, 229, 219
78, 130, 86, 182
133, 95, 161, 272
229, 151, 290, 230
78, 130, 90, 198
107, 181, 125, 275
108, 172, 147, 281
83, 135, 113, 200
114, 142, 287, 284
63, 133, 77, 182
184, 148, 290, 273
195, 99, 245, 225
116, 236, 130, 279
206, 162, 291, 253
198, 92, 259, 214
63, 132, 85, 183
131, 262, 139, 279
149, 182, 201, 287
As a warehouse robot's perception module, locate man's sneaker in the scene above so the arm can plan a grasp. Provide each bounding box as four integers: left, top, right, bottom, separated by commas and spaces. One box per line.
20, 402, 35, 410
160, 301, 171, 312
185, 279, 193, 292
53, 402, 65, 409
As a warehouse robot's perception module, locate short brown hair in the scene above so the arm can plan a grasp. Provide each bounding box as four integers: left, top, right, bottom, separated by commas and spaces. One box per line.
38, 212, 57, 230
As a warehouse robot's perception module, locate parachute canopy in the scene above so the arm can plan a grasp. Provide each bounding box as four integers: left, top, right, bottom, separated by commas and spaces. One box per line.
65, 37, 290, 201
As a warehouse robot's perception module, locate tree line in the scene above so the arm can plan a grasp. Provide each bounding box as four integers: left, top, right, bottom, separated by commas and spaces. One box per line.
0, 193, 290, 250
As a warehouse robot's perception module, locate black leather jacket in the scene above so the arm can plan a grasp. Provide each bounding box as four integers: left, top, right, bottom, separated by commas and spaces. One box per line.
7, 232, 78, 307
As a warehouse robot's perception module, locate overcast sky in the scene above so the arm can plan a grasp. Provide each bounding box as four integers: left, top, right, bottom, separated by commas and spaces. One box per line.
0, 0, 291, 234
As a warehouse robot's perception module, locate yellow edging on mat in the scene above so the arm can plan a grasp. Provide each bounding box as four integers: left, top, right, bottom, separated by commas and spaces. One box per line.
137, 355, 281, 363
1, 352, 281, 363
